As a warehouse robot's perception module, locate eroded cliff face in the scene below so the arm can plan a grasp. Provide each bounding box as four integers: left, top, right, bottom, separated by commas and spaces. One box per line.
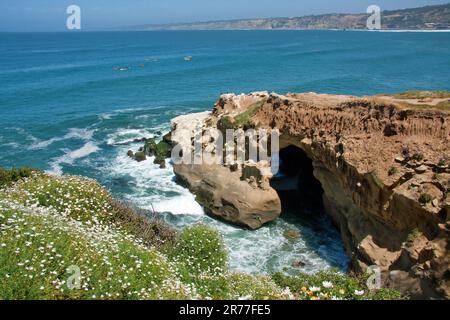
170, 92, 450, 299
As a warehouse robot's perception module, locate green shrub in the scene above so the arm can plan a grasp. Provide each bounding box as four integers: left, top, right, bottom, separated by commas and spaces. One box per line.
0, 167, 36, 188
406, 228, 423, 243
0, 170, 405, 300
412, 153, 424, 162
391, 90, 450, 100
220, 116, 236, 130
418, 193, 433, 205
141, 139, 171, 166
0, 203, 177, 300
2, 173, 113, 224
233, 99, 266, 127
435, 100, 450, 110
155, 141, 171, 158
388, 166, 398, 176
169, 224, 227, 275
143, 138, 158, 155
218, 99, 266, 130
165, 225, 229, 299
227, 273, 284, 300
108, 200, 176, 249
143, 139, 170, 157
271, 271, 402, 300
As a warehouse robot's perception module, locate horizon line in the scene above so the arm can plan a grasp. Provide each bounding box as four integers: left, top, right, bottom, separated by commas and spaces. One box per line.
1, 2, 449, 33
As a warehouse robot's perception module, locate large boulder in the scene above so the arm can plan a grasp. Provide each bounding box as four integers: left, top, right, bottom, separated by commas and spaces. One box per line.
174, 163, 281, 229
170, 111, 281, 229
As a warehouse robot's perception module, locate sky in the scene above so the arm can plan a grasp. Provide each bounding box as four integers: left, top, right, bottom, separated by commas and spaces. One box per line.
0, 0, 448, 31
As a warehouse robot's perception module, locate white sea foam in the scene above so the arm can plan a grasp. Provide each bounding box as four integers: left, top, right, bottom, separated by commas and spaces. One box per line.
29, 128, 95, 150
165, 210, 348, 275
99, 113, 113, 120
67, 142, 100, 159
207, 216, 345, 275
107, 147, 204, 216
98, 107, 147, 121
0, 63, 90, 75
48, 142, 100, 176
1, 142, 20, 149
106, 128, 154, 146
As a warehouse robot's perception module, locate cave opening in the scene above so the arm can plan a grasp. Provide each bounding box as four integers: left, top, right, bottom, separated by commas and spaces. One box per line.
269, 145, 350, 271
271, 145, 326, 216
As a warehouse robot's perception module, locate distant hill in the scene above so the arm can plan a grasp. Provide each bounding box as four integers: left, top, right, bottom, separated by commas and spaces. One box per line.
133, 3, 450, 31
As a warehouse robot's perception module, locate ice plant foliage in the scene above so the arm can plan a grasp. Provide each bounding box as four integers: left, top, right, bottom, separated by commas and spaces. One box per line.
0, 171, 401, 300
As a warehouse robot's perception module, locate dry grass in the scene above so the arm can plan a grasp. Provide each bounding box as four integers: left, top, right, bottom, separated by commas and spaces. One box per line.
388, 90, 450, 100
108, 200, 176, 249
398, 100, 450, 112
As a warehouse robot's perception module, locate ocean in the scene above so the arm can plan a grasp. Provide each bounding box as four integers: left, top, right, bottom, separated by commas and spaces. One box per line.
1, 30, 449, 274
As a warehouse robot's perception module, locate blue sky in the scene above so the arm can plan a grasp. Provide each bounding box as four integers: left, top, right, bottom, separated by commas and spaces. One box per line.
0, 0, 448, 31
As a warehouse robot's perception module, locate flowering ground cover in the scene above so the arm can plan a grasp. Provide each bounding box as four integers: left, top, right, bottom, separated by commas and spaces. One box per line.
0, 169, 401, 300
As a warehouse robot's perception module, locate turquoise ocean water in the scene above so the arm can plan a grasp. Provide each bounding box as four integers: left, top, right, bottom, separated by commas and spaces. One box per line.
1, 30, 449, 274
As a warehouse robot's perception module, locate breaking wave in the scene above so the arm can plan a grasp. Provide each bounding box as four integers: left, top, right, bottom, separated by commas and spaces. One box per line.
48, 142, 100, 176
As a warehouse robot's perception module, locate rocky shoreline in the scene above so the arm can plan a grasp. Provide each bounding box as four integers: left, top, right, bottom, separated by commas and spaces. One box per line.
163, 91, 450, 299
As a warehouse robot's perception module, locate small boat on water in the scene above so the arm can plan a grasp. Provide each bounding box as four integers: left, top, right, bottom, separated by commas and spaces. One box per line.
113, 66, 130, 72
184, 56, 193, 61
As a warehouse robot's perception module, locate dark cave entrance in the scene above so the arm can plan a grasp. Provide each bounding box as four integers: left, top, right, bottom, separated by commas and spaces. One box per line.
271, 145, 325, 215
269, 145, 350, 271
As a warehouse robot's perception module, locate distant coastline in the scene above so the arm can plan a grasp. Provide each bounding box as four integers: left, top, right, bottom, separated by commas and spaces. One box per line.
127, 3, 450, 32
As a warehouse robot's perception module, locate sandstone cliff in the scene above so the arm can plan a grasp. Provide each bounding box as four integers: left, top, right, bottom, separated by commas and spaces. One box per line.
170, 91, 450, 299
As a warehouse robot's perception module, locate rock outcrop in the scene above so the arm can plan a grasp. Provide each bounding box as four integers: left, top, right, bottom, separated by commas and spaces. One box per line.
169, 91, 450, 299
127, 137, 172, 168
170, 111, 281, 229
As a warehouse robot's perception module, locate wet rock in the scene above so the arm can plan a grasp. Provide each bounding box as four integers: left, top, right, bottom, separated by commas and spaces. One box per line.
284, 229, 300, 239
163, 132, 173, 146
292, 260, 306, 268
154, 155, 166, 167
134, 151, 146, 162
143, 138, 158, 156
127, 150, 134, 158
141, 138, 172, 169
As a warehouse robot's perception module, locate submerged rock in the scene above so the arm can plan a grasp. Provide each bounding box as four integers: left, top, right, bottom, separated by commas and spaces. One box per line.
292, 260, 306, 268
284, 229, 300, 239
